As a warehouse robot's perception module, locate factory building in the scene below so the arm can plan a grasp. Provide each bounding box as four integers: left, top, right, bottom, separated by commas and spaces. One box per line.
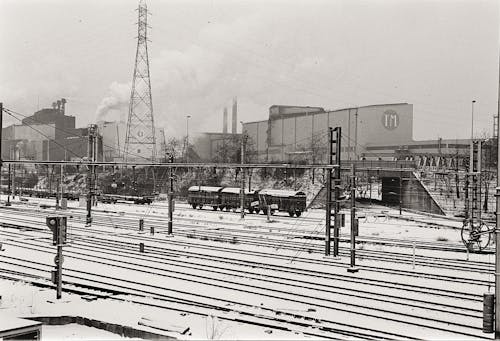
96, 120, 166, 162
243, 103, 413, 162
192, 97, 240, 162
242, 103, 473, 166
1, 99, 103, 161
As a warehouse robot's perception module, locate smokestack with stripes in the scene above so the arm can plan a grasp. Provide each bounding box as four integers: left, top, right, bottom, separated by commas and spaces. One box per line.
223, 107, 228, 133
231, 97, 237, 133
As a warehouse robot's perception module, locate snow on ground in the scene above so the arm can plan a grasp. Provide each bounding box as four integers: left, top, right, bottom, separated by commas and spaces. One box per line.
42, 324, 138, 341
0, 195, 495, 339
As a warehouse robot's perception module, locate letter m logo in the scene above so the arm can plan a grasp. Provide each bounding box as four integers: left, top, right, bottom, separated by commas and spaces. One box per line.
382, 110, 399, 130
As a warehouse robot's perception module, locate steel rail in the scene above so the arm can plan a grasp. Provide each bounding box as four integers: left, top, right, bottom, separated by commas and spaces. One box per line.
0, 216, 488, 298
0, 242, 485, 338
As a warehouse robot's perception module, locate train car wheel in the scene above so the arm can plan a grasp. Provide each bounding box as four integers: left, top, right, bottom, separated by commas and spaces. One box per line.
248, 208, 254, 214
198, 205, 203, 209
212, 206, 217, 211
295, 211, 302, 217
191, 204, 196, 209
288, 211, 294, 217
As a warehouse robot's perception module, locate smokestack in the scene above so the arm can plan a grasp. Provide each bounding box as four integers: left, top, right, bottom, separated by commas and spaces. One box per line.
61, 98, 66, 114
52, 102, 57, 109
223, 107, 228, 134
231, 97, 237, 133
56, 100, 61, 111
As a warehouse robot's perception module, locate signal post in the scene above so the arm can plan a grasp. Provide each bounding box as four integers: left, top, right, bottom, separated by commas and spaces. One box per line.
167, 154, 174, 235
46, 216, 67, 299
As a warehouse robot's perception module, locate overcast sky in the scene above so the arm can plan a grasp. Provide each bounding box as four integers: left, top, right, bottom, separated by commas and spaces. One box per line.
1, 0, 498, 141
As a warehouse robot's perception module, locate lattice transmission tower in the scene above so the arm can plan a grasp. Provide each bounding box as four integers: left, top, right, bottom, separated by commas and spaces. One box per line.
125, 0, 156, 162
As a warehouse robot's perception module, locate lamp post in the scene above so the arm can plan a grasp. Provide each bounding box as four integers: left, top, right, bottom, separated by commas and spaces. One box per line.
185, 115, 191, 163
495, 48, 500, 338
470, 100, 476, 228
240, 121, 245, 219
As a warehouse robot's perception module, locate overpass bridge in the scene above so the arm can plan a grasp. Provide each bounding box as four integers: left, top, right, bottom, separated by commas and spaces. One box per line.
312, 159, 445, 215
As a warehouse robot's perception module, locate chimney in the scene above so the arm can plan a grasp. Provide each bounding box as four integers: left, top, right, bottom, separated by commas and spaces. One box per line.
52, 102, 57, 109
223, 107, 228, 134
61, 98, 66, 114
56, 100, 61, 111
231, 97, 237, 133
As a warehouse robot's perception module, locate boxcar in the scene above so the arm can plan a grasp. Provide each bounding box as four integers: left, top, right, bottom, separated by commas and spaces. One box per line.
220, 187, 258, 212
257, 189, 306, 217
187, 186, 223, 209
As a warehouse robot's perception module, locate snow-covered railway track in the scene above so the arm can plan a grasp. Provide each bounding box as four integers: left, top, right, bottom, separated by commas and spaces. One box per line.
0, 209, 494, 282
0, 261, 396, 340
2, 203, 474, 254
0, 234, 488, 339
0, 225, 484, 306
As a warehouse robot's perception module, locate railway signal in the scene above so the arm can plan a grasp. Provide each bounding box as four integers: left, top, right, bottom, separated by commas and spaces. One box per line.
46, 216, 67, 299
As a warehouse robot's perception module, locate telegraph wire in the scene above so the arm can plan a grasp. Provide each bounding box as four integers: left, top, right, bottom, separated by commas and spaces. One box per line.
2, 109, 83, 160
3, 107, 151, 162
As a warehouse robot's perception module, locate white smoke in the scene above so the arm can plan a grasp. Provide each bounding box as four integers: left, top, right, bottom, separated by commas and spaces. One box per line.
95, 81, 131, 121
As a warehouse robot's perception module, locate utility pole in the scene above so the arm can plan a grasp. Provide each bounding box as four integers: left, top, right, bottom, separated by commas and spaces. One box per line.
0, 103, 3, 202
399, 164, 403, 215
167, 154, 174, 235
7, 164, 11, 206
325, 127, 341, 257
325, 128, 333, 256
348, 163, 359, 273
86, 124, 97, 226
240, 127, 245, 219
60, 163, 64, 208
56, 178, 60, 208
494, 46, 500, 338
332, 128, 341, 257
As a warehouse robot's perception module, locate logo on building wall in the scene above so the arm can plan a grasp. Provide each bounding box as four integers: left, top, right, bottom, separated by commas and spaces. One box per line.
381, 110, 399, 130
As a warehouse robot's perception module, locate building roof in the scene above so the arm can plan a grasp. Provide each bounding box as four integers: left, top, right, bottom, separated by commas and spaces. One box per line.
242, 103, 410, 126
0, 314, 41, 333
188, 186, 223, 193
257, 189, 306, 197
221, 187, 256, 195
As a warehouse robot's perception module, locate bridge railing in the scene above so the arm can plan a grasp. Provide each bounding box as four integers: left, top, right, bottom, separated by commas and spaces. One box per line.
341, 160, 417, 169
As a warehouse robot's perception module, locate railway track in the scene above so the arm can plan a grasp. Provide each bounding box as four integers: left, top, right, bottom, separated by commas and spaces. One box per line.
0, 227, 488, 339
0, 203, 493, 338
1, 205, 493, 279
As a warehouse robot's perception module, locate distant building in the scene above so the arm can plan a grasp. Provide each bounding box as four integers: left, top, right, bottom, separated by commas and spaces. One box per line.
97, 120, 166, 162
1, 99, 103, 161
242, 103, 472, 166
192, 132, 241, 162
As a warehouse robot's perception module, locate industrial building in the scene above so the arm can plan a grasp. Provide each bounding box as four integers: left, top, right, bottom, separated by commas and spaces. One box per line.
1, 99, 103, 162
242, 103, 473, 166
97, 120, 166, 162
192, 97, 240, 162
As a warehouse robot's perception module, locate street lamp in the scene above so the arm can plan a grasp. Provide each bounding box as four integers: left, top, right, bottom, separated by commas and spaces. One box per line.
470, 100, 476, 173
471, 100, 476, 141
240, 120, 245, 219
185, 115, 191, 162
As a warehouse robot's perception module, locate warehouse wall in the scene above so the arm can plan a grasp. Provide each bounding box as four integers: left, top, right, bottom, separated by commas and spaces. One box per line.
244, 103, 414, 162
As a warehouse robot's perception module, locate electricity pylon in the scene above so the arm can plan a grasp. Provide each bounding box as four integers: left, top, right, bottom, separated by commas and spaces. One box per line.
125, 0, 156, 162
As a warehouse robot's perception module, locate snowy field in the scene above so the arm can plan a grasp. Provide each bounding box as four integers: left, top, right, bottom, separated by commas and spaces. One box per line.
0, 194, 495, 340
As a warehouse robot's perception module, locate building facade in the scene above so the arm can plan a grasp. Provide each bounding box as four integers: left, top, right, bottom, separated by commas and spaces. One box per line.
1, 99, 103, 161
243, 103, 414, 162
